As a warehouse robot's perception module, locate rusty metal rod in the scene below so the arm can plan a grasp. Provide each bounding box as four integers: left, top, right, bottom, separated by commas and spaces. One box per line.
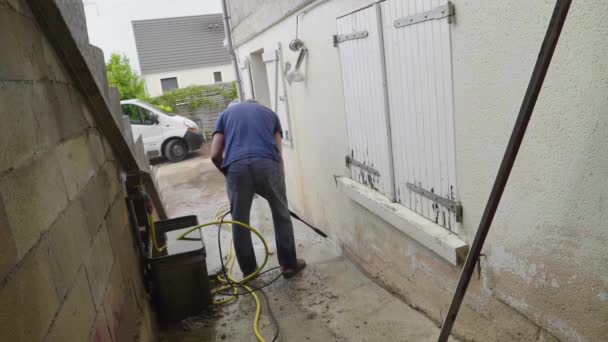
437, 1, 572, 341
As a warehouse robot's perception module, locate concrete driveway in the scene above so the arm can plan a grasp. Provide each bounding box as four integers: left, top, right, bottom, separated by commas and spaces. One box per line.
154, 145, 453, 342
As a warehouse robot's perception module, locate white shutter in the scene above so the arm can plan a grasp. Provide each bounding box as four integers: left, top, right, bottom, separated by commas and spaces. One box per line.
336, 4, 395, 199
239, 58, 254, 100
381, 0, 459, 231
263, 46, 293, 144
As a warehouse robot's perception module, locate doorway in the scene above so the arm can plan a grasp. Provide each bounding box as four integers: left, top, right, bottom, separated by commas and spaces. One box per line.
249, 50, 272, 108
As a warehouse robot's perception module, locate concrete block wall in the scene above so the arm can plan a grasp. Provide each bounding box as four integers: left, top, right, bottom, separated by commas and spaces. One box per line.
0, 0, 156, 341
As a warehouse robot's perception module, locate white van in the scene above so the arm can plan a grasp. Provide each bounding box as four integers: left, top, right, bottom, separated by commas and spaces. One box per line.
120, 99, 204, 162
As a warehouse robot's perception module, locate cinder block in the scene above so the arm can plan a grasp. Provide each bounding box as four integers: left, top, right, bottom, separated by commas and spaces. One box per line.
107, 217, 147, 304
56, 134, 101, 201
79, 165, 115, 237
45, 268, 96, 342
55, 0, 90, 52
41, 33, 70, 83
102, 162, 122, 204
135, 301, 157, 342
4, 0, 34, 18
0, 196, 18, 282
81, 100, 97, 128
85, 224, 115, 310
101, 262, 128, 341
109, 275, 139, 342
0, 82, 39, 174
90, 309, 113, 342
48, 199, 92, 299
0, 7, 27, 80
31, 82, 89, 148
88, 130, 107, 167
100, 135, 116, 162
83, 45, 109, 99
0, 237, 60, 342
0, 4, 47, 80
105, 195, 129, 243
109, 87, 124, 127
0, 154, 69, 258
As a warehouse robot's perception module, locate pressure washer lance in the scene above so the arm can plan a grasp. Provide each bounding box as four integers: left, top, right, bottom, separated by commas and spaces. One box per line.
288, 209, 328, 238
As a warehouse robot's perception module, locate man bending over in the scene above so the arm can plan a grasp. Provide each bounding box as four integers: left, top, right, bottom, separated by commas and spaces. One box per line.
210, 100, 306, 279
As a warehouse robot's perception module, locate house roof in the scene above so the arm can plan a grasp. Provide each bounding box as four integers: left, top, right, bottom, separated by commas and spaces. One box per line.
132, 14, 231, 75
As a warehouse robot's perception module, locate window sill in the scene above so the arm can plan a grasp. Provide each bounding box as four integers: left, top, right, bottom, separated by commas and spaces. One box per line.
336, 177, 468, 265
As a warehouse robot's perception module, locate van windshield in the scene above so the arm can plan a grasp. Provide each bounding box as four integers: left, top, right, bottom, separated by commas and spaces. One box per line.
122, 104, 156, 125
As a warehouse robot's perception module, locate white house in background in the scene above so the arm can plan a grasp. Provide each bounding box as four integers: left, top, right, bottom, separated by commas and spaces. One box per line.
226, 0, 608, 341
132, 14, 236, 97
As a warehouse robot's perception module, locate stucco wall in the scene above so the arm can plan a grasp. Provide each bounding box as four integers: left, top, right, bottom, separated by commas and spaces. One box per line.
0, 0, 156, 341
231, 0, 608, 341
227, 0, 314, 46
144, 63, 236, 97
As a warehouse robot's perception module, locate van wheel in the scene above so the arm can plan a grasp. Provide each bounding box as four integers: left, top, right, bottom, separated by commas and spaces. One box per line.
165, 140, 188, 162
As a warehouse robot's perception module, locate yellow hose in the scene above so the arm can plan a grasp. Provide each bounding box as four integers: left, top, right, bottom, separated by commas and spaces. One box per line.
148, 212, 270, 342
243, 283, 265, 341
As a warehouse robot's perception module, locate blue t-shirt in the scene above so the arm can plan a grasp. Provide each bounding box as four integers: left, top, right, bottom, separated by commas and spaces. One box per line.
213, 102, 283, 170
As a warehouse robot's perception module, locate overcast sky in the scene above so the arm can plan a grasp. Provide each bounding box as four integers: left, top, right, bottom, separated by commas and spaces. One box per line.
83, 0, 222, 74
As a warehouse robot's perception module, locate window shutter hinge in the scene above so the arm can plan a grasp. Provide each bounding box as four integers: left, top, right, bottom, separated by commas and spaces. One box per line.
406, 183, 463, 222
345, 155, 380, 177
394, 1, 455, 28
333, 30, 369, 47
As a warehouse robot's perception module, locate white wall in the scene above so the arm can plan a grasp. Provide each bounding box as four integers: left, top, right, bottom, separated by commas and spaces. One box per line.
143, 63, 236, 97
234, 1, 608, 341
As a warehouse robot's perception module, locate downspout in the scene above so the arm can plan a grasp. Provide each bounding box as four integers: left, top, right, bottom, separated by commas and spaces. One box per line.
222, 0, 244, 101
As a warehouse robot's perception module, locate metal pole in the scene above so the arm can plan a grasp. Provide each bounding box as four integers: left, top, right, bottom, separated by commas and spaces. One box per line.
221, 0, 244, 101
437, 1, 572, 341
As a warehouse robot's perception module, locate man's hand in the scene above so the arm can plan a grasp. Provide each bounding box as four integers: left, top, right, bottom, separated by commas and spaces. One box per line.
210, 133, 225, 173
274, 132, 283, 159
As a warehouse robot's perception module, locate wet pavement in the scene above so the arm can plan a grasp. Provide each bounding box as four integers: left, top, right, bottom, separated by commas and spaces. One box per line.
153, 145, 453, 342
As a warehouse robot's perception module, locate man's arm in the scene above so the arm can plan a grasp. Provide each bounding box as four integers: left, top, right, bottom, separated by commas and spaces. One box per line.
274, 132, 282, 159
210, 133, 225, 172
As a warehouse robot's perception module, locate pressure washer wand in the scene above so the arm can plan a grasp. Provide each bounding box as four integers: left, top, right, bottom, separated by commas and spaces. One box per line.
289, 209, 328, 238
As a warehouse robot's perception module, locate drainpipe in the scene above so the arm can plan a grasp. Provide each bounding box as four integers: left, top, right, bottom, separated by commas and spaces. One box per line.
221, 0, 244, 101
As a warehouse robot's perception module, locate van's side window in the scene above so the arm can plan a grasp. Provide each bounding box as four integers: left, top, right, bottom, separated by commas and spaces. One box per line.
122, 104, 154, 125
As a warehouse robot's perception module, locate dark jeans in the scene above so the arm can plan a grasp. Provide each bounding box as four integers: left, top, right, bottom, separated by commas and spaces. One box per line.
225, 157, 297, 275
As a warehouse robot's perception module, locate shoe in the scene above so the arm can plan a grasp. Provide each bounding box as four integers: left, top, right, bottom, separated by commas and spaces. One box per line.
281, 259, 306, 279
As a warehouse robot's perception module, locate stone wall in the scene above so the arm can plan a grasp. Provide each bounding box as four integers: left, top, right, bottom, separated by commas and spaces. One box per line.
0, 0, 156, 341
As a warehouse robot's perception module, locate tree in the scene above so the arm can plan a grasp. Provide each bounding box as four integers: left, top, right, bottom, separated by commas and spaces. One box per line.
106, 53, 145, 100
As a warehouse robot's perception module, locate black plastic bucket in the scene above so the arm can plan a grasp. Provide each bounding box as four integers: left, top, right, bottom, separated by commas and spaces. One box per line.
148, 216, 212, 323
